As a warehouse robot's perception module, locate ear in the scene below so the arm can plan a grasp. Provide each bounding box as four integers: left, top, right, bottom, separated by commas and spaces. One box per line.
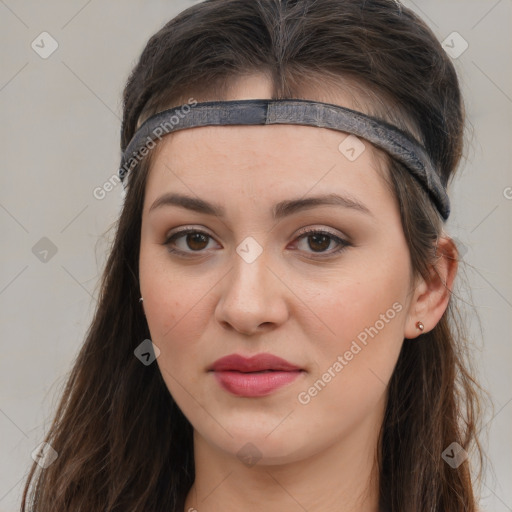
404, 236, 458, 339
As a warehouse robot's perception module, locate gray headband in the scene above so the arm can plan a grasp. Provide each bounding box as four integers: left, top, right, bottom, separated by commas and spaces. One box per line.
119, 99, 450, 220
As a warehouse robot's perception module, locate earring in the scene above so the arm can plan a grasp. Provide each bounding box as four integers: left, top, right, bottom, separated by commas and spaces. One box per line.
416, 321, 424, 332
139, 297, 144, 303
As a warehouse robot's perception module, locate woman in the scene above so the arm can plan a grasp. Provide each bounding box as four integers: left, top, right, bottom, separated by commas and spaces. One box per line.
21, 1, 485, 510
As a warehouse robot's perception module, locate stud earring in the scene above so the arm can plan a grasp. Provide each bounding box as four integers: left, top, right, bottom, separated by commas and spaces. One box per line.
416, 321, 424, 332
139, 297, 144, 303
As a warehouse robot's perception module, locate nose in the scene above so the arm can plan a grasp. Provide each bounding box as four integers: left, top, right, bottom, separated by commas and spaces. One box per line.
214, 242, 289, 336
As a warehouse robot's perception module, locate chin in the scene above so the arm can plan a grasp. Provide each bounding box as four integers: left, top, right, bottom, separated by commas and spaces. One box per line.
199, 418, 325, 467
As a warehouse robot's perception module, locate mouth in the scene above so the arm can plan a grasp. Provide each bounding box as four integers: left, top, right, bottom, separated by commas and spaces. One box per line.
208, 353, 305, 397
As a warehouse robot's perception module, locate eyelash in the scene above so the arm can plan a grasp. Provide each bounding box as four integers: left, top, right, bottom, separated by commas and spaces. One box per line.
163, 227, 351, 259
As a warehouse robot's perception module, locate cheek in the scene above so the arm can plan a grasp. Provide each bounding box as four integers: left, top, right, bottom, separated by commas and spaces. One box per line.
290, 308, 405, 449
292, 249, 409, 407
140, 242, 203, 337
142, 276, 207, 394
298, 247, 408, 345
138, 247, 222, 383
142, 278, 206, 351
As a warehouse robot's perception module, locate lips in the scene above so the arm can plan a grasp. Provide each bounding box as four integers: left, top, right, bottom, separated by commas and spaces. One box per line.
209, 353, 302, 372
208, 353, 304, 397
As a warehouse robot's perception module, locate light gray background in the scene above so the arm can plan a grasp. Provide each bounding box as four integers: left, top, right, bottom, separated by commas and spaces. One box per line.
1, 1, 511, 510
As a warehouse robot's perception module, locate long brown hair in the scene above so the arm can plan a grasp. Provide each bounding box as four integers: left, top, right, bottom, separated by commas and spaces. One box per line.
21, 1, 486, 510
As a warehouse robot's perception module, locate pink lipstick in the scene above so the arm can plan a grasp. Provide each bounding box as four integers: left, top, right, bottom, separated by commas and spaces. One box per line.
208, 353, 304, 397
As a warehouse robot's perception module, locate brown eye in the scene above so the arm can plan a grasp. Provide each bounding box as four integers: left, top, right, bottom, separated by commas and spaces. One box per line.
306, 233, 332, 252
294, 229, 350, 257
185, 232, 209, 251
164, 229, 217, 254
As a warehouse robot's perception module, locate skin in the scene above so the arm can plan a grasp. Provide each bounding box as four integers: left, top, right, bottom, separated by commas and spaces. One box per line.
138, 74, 457, 512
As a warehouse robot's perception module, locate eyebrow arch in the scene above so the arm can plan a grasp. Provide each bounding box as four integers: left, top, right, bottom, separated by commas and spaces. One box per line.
148, 192, 373, 219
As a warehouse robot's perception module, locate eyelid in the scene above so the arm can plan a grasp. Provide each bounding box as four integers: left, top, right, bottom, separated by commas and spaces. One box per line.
165, 225, 213, 239
294, 225, 347, 240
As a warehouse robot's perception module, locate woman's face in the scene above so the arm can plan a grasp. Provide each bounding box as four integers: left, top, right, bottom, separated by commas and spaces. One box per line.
139, 83, 418, 466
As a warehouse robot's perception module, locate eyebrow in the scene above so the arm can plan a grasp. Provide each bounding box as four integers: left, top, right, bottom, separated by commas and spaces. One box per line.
148, 191, 373, 219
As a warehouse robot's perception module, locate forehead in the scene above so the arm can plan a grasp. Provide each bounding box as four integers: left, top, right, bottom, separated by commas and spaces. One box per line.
145, 122, 389, 197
